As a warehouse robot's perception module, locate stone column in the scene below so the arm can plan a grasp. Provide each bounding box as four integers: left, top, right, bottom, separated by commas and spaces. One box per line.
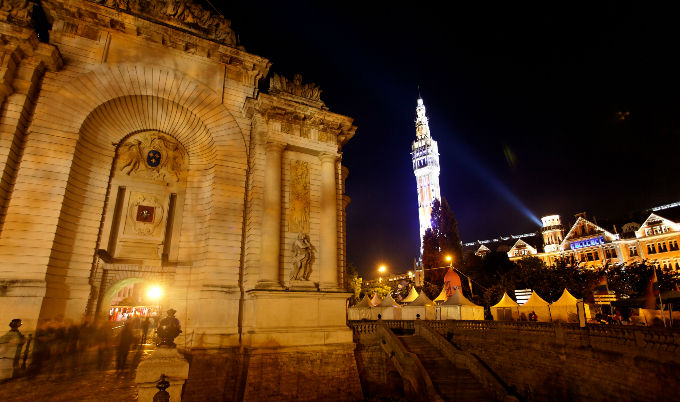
258, 141, 286, 288
319, 153, 339, 290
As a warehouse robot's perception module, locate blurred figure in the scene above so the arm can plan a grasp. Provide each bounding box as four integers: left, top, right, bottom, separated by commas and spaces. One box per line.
0, 319, 25, 381
96, 322, 113, 371
140, 317, 150, 346
116, 321, 134, 371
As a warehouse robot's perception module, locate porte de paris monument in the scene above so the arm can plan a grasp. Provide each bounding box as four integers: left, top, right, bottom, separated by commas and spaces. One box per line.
0, 0, 361, 400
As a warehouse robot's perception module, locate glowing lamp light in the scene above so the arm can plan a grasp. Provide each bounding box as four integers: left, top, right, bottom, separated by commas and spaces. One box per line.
445, 255, 452, 262
408, 271, 414, 277
148, 286, 162, 300
378, 265, 386, 274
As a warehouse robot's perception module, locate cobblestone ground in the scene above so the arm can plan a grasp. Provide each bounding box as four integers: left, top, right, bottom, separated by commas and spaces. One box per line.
0, 342, 154, 402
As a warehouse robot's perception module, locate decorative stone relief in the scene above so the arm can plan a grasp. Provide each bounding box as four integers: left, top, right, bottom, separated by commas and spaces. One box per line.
0, 0, 34, 26
269, 73, 324, 105
88, 0, 237, 46
289, 160, 310, 234
116, 132, 186, 183
124, 192, 165, 237
290, 233, 312, 281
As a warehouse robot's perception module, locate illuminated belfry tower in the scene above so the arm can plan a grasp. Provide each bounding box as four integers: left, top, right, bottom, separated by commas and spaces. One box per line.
541, 215, 565, 253
411, 97, 442, 253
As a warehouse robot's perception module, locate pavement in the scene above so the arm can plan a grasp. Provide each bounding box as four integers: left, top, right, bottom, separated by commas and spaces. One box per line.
0, 341, 155, 402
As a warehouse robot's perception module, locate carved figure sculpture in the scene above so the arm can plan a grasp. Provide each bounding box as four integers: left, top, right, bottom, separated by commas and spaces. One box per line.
89, 0, 237, 46
290, 233, 312, 281
119, 139, 144, 175
269, 73, 324, 103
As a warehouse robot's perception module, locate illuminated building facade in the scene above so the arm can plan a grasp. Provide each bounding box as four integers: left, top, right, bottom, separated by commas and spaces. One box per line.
411, 98, 442, 252
464, 202, 680, 271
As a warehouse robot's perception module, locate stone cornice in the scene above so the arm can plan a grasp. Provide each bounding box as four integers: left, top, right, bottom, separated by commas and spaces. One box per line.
41, 0, 270, 85
244, 93, 357, 150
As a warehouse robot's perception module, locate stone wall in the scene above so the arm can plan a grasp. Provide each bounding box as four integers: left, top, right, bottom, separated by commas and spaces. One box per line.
353, 335, 404, 400
433, 321, 680, 402
181, 345, 363, 402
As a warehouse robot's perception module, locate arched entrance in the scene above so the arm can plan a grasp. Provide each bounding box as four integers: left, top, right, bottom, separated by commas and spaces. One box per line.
96, 268, 171, 321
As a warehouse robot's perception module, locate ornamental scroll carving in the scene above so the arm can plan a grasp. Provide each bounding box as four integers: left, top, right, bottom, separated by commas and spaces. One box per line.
88, 0, 237, 46
270, 74, 324, 105
115, 132, 186, 183
124, 192, 165, 237
289, 160, 310, 234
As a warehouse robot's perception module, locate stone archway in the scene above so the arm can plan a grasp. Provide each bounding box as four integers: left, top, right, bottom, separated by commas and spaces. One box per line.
95, 262, 175, 320
0, 62, 251, 329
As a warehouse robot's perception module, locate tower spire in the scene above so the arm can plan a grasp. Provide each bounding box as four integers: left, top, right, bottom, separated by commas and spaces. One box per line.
411, 97, 442, 254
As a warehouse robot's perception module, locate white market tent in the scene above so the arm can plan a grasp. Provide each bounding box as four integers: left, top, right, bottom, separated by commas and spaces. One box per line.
550, 289, 590, 323
402, 286, 420, 303
372, 293, 402, 320
491, 292, 519, 321
370, 293, 383, 307
517, 290, 551, 322
437, 291, 484, 320
348, 295, 373, 320
402, 291, 435, 320
434, 287, 448, 304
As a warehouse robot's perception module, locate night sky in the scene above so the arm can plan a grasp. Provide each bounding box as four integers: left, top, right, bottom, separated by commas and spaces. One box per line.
217, 1, 680, 278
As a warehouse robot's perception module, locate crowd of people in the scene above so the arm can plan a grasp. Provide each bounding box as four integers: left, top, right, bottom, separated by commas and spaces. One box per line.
9, 316, 157, 379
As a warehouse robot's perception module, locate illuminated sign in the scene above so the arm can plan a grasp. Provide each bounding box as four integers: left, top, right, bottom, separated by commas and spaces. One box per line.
570, 236, 604, 250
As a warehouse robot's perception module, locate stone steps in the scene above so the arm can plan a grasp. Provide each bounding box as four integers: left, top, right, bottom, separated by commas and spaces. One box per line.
398, 335, 494, 402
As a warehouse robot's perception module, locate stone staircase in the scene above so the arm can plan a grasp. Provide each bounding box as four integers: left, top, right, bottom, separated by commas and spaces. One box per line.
398, 335, 494, 402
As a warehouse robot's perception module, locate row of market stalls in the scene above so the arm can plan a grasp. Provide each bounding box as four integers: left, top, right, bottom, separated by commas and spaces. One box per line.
348, 287, 484, 321
349, 286, 587, 322
490, 289, 588, 322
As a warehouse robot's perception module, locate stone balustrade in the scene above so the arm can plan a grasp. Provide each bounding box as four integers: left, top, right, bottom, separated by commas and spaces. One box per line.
414, 321, 518, 402
374, 324, 443, 402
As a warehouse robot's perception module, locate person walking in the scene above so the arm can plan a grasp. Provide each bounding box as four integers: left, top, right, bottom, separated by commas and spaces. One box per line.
116, 321, 134, 371
140, 317, 150, 346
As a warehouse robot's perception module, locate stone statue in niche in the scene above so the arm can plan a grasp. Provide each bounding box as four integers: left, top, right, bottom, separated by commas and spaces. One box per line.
289, 160, 310, 233
116, 132, 186, 183
290, 233, 312, 281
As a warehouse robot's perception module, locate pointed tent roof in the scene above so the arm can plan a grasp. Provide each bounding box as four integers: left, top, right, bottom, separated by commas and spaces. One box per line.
354, 295, 373, 308
442, 290, 478, 306
522, 290, 550, 307
551, 289, 579, 306
434, 287, 447, 302
492, 292, 519, 308
407, 291, 433, 306
378, 293, 401, 308
370, 293, 383, 306
402, 286, 420, 303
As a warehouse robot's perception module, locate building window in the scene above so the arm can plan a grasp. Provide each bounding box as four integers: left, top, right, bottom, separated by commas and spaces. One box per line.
586, 252, 594, 261
605, 248, 618, 259
659, 242, 668, 253
647, 244, 657, 254
593, 251, 599, 260
670, 240, 679, 251
629, 246, 638, 256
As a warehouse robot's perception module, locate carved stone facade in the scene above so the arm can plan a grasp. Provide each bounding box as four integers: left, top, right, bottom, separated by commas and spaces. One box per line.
289, 160, 310, 234
0, 1, 360, 400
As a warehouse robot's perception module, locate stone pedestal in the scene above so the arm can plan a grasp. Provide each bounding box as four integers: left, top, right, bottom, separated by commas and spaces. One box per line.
289, 279, 318, 291
135, 347, 190, 402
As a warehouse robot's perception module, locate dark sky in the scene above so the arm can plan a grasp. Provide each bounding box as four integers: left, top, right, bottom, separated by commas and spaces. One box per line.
218, 1, 680, 278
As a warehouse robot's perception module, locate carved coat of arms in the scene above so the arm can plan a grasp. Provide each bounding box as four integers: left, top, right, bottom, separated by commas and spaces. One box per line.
116, 132, 186, 182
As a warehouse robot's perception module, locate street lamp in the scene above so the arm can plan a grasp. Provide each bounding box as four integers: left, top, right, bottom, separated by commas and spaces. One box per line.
378, 265, 386, 283
147, 285, 162, 316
